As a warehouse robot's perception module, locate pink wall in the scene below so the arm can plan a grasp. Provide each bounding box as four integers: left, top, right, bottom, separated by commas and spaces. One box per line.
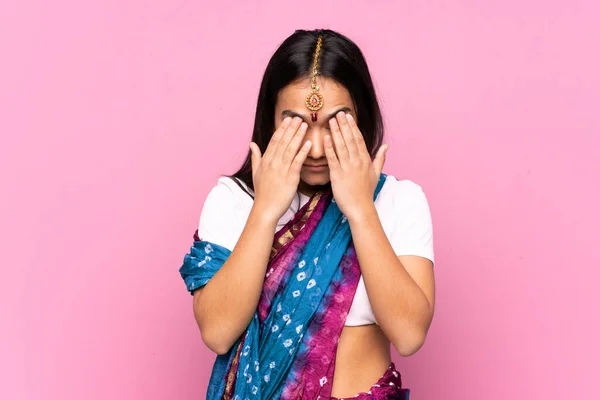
1, 1, 598, 399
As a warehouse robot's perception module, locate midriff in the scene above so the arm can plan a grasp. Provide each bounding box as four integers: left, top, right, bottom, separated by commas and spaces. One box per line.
330, 324, 391, 398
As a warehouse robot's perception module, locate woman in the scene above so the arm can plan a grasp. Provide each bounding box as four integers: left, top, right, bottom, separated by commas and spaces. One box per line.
179, 29, 435, 399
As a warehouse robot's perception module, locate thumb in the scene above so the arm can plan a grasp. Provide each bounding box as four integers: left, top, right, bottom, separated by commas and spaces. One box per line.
249, 142, 262, 175
373, 144, 388, 176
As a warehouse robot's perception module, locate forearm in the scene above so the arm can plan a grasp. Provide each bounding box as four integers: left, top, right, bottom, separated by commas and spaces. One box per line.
348, 205, 433, 355
194, 205, 277, 354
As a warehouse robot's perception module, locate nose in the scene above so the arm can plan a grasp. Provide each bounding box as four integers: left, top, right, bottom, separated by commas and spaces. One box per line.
303, 126, 325, 160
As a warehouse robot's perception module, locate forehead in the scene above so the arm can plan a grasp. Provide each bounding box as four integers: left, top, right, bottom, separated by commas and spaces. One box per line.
275, 77, 353, 113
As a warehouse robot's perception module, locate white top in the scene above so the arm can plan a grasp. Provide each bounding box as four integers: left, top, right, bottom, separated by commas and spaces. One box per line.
197, 174, 434, 326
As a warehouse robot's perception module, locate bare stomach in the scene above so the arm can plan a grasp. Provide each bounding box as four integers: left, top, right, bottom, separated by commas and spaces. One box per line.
330, 324, 391, 398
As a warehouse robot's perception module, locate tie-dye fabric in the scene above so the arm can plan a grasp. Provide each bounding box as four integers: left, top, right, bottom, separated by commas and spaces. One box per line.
328, 362, 409, 400
179, 173, 409, 399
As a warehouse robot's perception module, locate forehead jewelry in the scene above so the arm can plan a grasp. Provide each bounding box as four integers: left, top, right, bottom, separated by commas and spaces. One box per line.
305, 35, 324, 122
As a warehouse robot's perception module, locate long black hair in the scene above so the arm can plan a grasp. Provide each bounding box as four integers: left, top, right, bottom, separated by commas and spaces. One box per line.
229, 29, 385, 198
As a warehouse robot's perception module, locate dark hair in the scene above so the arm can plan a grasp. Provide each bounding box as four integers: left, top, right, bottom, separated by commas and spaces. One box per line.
229, 29, 385, 197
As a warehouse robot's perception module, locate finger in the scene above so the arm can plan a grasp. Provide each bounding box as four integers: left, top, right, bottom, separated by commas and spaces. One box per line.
336, 111, 358, 159
324, 135, 340, 169
373, 144, 388, 176
282, 122, 308, 164
346, 113, 368, 158
276, 117, 304, 160
263, 117, 292, 160
329, 117, 349, 163
290, 140, 313, 173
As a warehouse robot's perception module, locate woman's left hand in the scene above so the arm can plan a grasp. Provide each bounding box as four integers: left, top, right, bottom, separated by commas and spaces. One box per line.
324, 111, 388, 221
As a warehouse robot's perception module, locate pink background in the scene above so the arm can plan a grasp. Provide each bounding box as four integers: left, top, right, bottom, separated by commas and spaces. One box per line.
1, 1, 599, 399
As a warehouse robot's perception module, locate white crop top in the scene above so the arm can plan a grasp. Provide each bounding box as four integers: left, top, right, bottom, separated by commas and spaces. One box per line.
197, 174, 434, 326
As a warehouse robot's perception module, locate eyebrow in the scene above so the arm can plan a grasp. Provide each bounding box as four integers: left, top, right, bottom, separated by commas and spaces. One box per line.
281, 106, 353, 123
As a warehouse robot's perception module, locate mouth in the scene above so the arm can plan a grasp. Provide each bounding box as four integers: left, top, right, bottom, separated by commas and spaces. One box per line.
303, 164, 328, 172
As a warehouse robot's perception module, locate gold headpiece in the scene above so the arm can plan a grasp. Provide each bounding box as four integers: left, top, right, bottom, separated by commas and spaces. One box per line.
305, 35, 324, 122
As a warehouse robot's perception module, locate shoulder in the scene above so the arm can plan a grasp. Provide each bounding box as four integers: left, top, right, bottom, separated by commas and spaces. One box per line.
197, 177, 254, 250
375, 174, 435, 262
376, 174, 430, 210
203, 176, 254, 211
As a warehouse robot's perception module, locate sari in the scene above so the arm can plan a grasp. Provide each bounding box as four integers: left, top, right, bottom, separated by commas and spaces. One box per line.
179, 173, 410, 399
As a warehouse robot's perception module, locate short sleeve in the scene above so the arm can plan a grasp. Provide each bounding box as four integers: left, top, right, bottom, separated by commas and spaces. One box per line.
197, 177, 253, 252
382, 178, 435, 264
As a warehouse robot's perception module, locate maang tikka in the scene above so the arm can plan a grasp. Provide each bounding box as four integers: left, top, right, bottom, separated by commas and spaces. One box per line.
305, 35, 324, 122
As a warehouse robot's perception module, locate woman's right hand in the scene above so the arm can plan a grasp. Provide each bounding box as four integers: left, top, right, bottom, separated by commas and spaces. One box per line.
249, 116, 312, 224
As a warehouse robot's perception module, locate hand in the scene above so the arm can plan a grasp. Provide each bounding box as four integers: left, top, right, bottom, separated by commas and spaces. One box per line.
249, 116, 312, 224
324, 111, 388, 221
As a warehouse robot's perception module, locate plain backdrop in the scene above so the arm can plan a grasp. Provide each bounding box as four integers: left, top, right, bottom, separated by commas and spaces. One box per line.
1, 1, 599, 399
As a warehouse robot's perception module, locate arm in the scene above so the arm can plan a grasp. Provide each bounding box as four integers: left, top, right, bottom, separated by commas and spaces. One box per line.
348, 206, 435, 356
192, 116, 311, 354
193, 205, 277, 355
323, 111, 435, 356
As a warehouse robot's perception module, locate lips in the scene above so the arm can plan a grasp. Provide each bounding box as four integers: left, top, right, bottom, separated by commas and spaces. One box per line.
303, 164, 328, 172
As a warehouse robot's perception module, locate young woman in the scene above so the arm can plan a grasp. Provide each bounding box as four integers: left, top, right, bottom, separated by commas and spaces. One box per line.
180, 29, 435, 400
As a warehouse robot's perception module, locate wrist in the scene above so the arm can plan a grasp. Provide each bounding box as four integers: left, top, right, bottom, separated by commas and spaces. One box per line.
249, 201, 281, 229
345, 201, 378, 225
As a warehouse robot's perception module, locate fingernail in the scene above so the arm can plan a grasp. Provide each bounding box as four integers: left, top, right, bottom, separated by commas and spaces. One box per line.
346, 113, 353, 121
